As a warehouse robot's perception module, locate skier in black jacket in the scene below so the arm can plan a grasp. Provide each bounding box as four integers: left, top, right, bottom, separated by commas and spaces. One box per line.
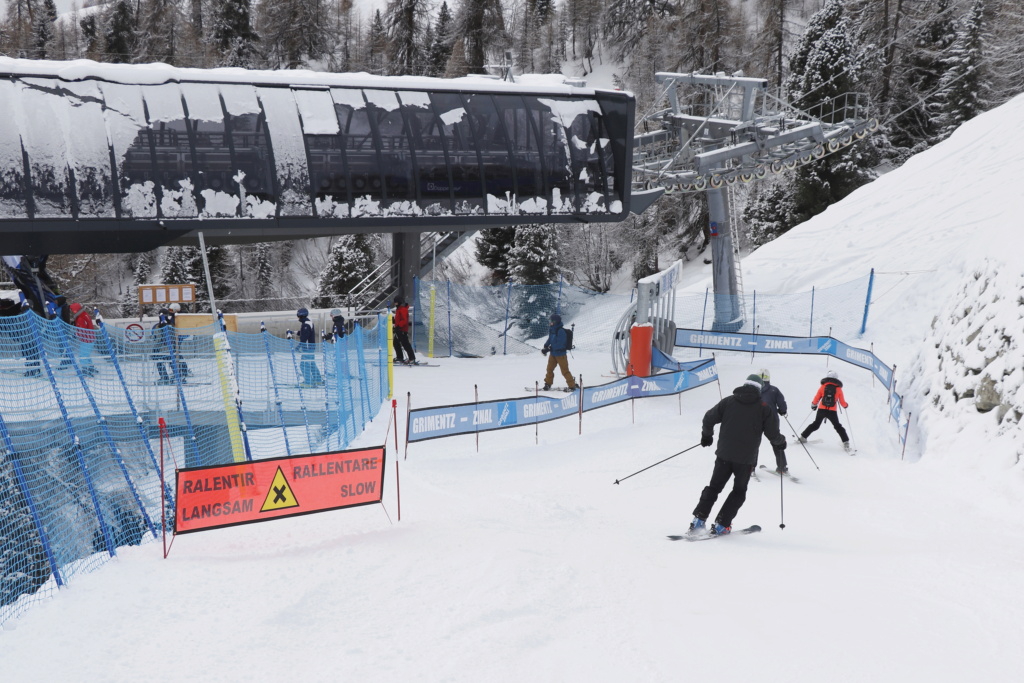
690, 374, 786, 535
758, 368, 790, 473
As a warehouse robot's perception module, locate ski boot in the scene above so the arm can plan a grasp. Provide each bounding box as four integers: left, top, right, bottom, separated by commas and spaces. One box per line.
710, 523, 731, 536
688, 517, 706, 533
797, 435, 808, 444
843, 441, 852, 453
542, 384, 552, 391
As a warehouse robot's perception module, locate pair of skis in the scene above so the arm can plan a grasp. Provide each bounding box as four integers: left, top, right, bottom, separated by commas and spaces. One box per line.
667, 525, 762, 542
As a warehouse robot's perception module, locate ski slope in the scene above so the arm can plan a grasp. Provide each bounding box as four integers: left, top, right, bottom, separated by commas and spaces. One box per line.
5, 96, 1024, 682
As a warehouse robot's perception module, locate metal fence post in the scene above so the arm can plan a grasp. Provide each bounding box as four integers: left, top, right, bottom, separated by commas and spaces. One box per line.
809, 286, 815, 337
860, 268, 875, 335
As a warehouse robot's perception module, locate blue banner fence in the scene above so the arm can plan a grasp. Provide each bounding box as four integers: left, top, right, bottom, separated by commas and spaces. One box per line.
0, 312, 388, 625
406, 358, 718, 445
673, 328, 911, 450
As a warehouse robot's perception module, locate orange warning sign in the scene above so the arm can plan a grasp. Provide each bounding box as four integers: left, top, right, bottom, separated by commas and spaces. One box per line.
174, 446, 386, 534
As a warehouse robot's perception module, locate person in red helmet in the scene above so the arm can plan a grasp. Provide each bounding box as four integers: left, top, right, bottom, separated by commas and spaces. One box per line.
799, 370, 851, 452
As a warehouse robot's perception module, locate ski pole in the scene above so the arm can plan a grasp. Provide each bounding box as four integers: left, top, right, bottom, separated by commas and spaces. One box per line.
783, 414, 820, 470
840, 405, 856, 450
613, 443, 701, 485
779, 464, 786, 530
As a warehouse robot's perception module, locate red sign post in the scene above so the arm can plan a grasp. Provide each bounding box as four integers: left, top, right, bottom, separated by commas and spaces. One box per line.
174, 446, 386, 534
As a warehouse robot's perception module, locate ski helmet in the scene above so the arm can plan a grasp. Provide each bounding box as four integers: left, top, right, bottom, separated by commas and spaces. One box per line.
745, 373, 764, 390
550, 313, 562, 325
330, 308, 342, 318
169, 302, 181, 312
760, 368, 771, 382
827, 370, 838, 380
296, 307, 309, 318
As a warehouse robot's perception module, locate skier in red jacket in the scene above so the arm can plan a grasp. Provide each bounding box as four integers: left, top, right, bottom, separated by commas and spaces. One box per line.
69, 302, 98, 376
799, 370, 851, 452
393, 296, 417, 364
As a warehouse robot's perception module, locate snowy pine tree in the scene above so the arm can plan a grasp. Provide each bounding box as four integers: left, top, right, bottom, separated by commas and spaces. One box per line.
384, 0, 426, 76
933, 0, 988, 142
313, 235, 375, 308
741, 175, 798, 247
509, 224, 558, 285
475, 227, 517, 284
30, 0, 57, 59
450, 0, 507, 74
888, 0, 957, 155
211, 0, 261, 68
781, 0, 877, 227
426, 2, 455, 76
103, 0, 136, 64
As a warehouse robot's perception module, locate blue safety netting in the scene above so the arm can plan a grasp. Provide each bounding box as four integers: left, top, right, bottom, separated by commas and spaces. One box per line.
412, 278, 633, 358
0, 312, 387, 625
674, 274, 874, 339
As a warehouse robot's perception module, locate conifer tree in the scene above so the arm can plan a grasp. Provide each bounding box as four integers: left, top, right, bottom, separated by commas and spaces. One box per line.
475, 227, 517, 284
426, 1, 455, 76
384, 0, 425, 76
30, 0, 57, 59
508, 224, 558, 285
313, 235, 375, 308
782, 0, 877, 227
933, 0, 988, 141
103, 0, 137, 64
211, 0, 261, 67
366, 9, 388, 74
888, 0, 957, 155
450, 0, 507, 74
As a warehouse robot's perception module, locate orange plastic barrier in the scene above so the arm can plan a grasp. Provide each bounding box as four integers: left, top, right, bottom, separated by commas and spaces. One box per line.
629, 324, 654, 377
175, 446, 385, 534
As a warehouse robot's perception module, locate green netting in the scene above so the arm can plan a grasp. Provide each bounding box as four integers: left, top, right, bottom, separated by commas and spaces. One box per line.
0, 312, 387, 625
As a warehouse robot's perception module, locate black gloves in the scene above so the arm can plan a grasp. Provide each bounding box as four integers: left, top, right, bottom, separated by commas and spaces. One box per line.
541, 347, 549, 355
779, 411, 787, 418
700, 434, 713, 448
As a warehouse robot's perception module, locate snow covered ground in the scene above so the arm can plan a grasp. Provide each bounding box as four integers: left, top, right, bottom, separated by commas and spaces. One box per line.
5, 87, 1024, 683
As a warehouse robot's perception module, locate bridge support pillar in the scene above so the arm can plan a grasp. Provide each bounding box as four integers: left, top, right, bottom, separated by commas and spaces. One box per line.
708, 188, 744, 331
392, 232, 421, 305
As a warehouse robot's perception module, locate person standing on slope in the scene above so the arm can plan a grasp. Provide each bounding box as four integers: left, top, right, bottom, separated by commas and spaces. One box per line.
799, 370, 851, 452
296, 307, 324, 386
541, 313, 576, 391
758, 368, 790, 474
690, 374, 786, 536
392, 296, 417, 364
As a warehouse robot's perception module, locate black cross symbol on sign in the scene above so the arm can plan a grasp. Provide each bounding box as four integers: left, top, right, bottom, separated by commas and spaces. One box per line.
273, 485, 287, 503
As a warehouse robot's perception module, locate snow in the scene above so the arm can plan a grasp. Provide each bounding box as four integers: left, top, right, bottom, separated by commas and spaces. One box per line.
0, 56, 625, 98
6, 80, 1024, 683
292, 88, 341, 135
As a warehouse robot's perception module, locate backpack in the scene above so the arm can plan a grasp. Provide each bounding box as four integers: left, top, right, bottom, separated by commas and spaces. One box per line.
822, 383, 837, 408
564, 325, 575, 351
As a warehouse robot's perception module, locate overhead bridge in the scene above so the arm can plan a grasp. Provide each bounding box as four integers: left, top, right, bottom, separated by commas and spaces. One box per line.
0, 57, 637, 300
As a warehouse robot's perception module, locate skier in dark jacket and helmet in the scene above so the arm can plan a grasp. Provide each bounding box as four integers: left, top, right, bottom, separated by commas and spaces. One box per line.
690, 374, 786, 536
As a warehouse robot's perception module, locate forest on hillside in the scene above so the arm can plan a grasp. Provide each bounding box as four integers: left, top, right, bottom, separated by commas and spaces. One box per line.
2, 0, 1022, 311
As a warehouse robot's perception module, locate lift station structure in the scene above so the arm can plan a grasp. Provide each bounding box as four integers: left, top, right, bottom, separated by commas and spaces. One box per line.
631, 72, 877, 332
